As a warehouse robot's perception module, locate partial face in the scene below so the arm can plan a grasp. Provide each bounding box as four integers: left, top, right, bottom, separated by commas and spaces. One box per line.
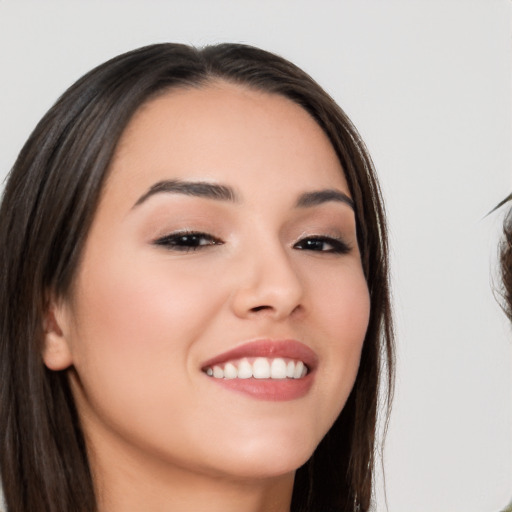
45, 83, 370, 481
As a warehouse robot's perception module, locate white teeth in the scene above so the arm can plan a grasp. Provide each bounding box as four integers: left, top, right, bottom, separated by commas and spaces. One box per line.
253, 357, 271, 379
237, 359, 253, 379
293, 361, 304, 379
224, 362, 237, 379
204, 357, 309, 380
270, 358, 287, 379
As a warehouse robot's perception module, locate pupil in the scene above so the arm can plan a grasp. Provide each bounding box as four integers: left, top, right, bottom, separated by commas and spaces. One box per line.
181, 235, 198, 245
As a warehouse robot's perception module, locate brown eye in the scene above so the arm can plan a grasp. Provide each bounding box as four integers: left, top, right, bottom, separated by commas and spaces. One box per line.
154, 232, 223, 252
294, 236, 351, 254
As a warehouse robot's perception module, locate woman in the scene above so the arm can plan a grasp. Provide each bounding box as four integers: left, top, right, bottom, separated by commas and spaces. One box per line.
0, 43, 394, 512
498, 196, 512, 512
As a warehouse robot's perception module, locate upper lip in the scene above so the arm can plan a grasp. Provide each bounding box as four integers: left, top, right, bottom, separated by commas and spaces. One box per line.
201, 339, 318, 371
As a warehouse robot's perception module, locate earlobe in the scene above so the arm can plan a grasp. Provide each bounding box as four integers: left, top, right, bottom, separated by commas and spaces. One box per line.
42, 304, 73, 371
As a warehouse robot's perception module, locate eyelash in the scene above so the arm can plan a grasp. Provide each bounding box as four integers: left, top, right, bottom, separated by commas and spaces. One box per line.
293, 236, 351, 254
154, 231, 223, 252
153, 231, 351, 255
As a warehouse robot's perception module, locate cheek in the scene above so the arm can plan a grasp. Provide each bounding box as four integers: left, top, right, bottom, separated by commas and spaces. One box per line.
75, 252, 219, 346
67, 251, 229, 401
65, 251, 233, 448
307, 260, 370, 346
304, 262, 370, 415
324, 274, 370, 346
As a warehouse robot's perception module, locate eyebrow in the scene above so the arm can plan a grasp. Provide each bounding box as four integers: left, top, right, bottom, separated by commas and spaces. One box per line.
133, 179, 238, 207
133, 179, 354, 211
295, 189, 354, 210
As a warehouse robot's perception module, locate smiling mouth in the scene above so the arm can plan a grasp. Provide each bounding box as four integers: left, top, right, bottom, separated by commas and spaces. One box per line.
200, 339, 317, 400
203, 357, 308, 380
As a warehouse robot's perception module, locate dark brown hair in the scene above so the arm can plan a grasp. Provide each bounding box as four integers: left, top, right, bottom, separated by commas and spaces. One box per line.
0, 43, 394, 512
498, 195, 512, 322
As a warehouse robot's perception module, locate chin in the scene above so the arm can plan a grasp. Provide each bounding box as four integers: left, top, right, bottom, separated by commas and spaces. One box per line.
201, 429, 318, 480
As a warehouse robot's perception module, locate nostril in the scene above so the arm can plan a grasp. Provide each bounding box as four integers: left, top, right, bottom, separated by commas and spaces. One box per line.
250, 305, 272, 312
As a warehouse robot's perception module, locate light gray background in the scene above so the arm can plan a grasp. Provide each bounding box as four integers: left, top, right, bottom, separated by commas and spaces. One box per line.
0, 1, 510, 511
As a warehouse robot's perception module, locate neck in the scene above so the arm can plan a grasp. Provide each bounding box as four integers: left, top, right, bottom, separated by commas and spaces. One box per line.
88, 430, 295, 512
98, 470, 294, 512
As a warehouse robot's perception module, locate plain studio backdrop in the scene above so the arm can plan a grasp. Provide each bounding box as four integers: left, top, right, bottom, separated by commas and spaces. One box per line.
0, 1, 510, 511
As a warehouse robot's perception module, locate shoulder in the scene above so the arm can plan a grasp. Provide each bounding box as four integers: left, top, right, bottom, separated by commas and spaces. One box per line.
501, 499, 512, 512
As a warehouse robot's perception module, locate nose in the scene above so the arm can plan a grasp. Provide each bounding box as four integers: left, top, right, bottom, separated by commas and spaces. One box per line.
229, 240, 304, 320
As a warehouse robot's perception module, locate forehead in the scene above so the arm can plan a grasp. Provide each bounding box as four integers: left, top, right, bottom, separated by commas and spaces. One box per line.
105, 81, 348, 205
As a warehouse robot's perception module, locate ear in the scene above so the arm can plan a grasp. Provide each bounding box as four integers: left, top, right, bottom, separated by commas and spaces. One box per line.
42, 297, 74, 371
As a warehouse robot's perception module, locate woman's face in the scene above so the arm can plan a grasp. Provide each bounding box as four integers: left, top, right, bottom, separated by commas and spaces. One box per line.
45, 82, 370, 481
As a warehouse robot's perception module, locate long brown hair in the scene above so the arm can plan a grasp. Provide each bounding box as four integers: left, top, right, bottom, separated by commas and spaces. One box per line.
0, 43, 394, 512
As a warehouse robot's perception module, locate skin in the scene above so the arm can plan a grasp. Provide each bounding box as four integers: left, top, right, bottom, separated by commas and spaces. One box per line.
43, 82, 371, 512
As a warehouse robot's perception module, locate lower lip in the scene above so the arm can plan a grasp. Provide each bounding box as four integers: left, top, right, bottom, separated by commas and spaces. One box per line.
206, 372, 314, 401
